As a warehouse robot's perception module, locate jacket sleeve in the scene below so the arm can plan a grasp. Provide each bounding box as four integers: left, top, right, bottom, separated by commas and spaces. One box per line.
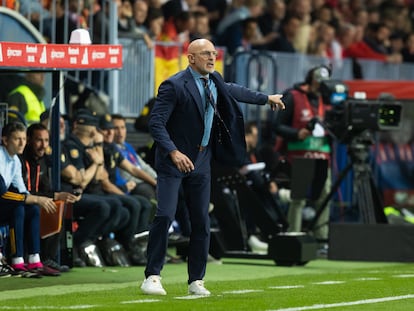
148, 79, 178, 155
225, 82, 268, 105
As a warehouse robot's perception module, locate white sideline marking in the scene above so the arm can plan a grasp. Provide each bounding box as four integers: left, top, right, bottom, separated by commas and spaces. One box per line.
312, 281, 345, 285
394, 274, 414, 278
354, 277, 381, 281
223, 289, 263, 294
267, 294, 414, 311
0, 306, 97, 310
175, 295, 209, 300
269, 286, 304, 289
121, 299, 160, 304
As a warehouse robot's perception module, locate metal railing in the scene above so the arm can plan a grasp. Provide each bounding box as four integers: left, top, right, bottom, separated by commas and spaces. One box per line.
2, 2, 414, 118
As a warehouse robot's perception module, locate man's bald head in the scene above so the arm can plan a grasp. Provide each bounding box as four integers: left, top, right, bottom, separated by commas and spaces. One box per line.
187, 39, 217, 75
188, 39, 215, 54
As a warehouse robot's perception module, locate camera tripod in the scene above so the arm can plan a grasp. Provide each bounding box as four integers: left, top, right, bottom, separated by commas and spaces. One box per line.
307, 130, 387, 233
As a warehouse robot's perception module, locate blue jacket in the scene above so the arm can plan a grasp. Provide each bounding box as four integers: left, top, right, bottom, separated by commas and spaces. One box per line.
149, 68, 268, 173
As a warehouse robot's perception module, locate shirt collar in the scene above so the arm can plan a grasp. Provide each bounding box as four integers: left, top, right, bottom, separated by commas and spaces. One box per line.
0, 145, 14, 161
189, 66, 209, 81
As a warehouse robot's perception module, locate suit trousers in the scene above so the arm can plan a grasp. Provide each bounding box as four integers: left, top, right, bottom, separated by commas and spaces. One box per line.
0, 199, 40, 259
145, 148, 211, 283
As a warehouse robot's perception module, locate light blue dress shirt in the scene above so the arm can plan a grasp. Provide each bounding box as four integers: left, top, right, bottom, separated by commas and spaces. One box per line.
0, 145, 29, 194
189, 67, 218, 147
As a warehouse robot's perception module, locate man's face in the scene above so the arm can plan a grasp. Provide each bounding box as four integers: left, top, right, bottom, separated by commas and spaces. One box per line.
112, 118, 127, 144
29, 129, 49, 158
101, 128, 115, 143
188, 39, 217, 75
3, 130, 26, 156
246, 126, 258, 150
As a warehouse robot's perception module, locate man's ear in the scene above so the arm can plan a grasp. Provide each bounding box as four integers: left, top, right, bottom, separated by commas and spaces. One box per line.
188, 55, 195, 64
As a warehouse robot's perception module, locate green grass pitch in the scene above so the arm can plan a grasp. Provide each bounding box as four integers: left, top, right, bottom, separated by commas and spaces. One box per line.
1, 258, 414, 310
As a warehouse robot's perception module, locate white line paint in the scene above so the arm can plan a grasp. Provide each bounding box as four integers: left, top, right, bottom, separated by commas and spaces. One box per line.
354, 277, 381, 281
267, 294, 414, 311
312, 281, 345, 285
120, 299, 160, 304
0, 306, 97, 310
175, 295, 209, 300
222, 289, 264, 294
269, 286, 305, 289
393, 274, 414, 278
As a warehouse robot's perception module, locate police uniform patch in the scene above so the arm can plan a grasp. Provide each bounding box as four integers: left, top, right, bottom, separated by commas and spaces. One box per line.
105, 114, 112, 122
142, 106, 149, 116
61, 153, 66, 162
45, 146, 52, 155
70, 149, 79, 159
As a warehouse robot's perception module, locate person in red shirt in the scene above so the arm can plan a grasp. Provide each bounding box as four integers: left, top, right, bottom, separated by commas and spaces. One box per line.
343, 22, 402, 63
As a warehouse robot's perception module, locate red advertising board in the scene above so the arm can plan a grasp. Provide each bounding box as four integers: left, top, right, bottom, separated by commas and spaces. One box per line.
0, 41, 122, 69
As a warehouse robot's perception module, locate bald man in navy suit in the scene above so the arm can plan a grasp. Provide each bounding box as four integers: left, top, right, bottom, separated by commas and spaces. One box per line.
141, 38, 285, 296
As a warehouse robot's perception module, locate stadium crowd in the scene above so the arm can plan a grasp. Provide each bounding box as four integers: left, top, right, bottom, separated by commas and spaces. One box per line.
2, 0, 414, 64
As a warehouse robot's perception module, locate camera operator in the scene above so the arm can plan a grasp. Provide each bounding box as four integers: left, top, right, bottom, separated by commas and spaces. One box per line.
272, 65, 332, 255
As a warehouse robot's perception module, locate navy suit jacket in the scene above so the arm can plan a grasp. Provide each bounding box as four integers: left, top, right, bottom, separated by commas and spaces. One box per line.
149, 68, 268, 174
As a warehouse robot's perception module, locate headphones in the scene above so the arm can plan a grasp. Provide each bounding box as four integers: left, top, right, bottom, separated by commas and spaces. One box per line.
305, 65, 332, 84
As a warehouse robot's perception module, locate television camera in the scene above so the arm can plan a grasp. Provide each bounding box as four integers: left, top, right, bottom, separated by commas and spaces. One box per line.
320, 80, 403, 143
306, 79, 404, 227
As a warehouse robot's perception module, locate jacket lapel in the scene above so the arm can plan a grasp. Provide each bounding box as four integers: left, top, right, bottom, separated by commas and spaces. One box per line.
183, 68, 204, 118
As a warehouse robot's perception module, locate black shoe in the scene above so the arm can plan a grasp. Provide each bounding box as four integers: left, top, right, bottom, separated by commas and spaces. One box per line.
43, 259, 70, 273
97, 238, 131, 267
168, 233, 190, 247
129, 243, 147, 266
0, 261, 15, 278
29, 265, 61, 277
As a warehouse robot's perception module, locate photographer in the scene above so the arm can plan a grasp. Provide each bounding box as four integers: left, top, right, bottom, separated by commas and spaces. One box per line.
272, 65, 332, 254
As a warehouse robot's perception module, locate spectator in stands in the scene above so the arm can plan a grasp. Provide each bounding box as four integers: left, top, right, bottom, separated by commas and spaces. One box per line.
146, 8, 165, 41
272, 65, 333, 254
337, 22, 359, 54
7, 72, 47, 126
401, 32, 414, 63
21, 123, 79, 273
267, 14, 300, 53
215, 0, 266, 55
132, 0, 154, 48
198, 0, 227, 35
190, 11, 212, 41
388, 31, 405, 55
162, 0, 206, 22
160, 10, 195, 45
0, 122, 58, 277
287, 0, 313, 54
258, 0, 286, 38
311, 4, 338, 27
237, 17, 278, 52
117, 0, 136, 37
18, 0, 51, 29
311, 22, 342, 62
343, 22, 402, 63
